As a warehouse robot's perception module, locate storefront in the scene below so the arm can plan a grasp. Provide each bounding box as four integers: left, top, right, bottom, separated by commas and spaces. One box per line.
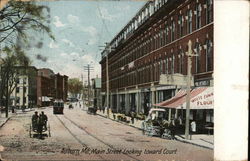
154, 87, 214, 132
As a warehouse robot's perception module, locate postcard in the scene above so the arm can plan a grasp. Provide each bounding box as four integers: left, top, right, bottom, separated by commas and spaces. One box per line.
0, 0, 248, 161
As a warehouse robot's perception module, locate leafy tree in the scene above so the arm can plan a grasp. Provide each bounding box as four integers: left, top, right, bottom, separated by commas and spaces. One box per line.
0, 0, 54, 46
0, 0, 54, 117
68, 78, 83, 97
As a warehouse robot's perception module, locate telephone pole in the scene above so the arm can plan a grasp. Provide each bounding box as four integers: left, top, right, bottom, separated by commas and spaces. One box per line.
84, 64, 94, 107
185, 40, 197, 140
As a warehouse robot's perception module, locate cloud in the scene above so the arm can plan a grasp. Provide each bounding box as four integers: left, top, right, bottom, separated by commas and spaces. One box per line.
67, 14, 80, 24
80, 26, 98, 45
49, 40, 59, 48
97, 7, 117, 22
62, 39, 75, 47
53, 16, 65, 27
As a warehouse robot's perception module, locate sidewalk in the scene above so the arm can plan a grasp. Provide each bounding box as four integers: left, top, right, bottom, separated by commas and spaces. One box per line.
94, 108, 213, 150
0, 108, 34, 128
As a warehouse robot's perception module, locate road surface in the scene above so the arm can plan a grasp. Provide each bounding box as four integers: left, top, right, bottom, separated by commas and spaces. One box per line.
0, 103, 213, 160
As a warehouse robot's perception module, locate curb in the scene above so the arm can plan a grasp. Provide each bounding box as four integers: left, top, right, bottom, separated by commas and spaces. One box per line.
175, 136, 213, 150
0, 117, 11, 129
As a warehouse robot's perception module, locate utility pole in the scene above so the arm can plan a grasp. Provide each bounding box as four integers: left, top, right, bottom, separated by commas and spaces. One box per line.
84, 64, 93, 107
185, 40, 196, 140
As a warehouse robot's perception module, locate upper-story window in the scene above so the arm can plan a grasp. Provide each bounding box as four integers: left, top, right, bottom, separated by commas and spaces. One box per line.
16, 87, 20, 93
187, 9, 192, 34
165, 59, 168, 74
165, 24, 169, 44
206, 0, 213, 24
179, 51, 184, 74
196, 3, 202, 29
178, 15, 184, 37
171, 55, 175, 74
195, 43, 201, 73
206, 39, 213, 71
171, 20, 175, 41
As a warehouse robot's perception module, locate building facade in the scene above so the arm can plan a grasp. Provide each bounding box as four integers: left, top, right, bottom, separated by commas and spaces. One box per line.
37, 69, 68, 106
10, 66, 38, 109
100, 0, 213, 116
37, 68, 55, 106
91, 78, 101, 109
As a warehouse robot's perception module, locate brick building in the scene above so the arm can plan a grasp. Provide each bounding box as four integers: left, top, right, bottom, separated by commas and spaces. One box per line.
100, 0, 213, 116
37, 68, 55, 106
37, 68, 68, 106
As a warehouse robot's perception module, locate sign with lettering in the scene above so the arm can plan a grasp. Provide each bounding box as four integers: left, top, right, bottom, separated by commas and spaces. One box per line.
194, 80, 210, 87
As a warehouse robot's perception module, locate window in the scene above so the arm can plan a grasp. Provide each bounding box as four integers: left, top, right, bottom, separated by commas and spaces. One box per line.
16, 87, 20, 93
206, 0, 213, 24
195, 43, 201, 73
179, 52, 184, 74
206, 40, 213, 71
165, 24, 169, 44
178, 15, 183, 37
23, 77, 27, 84
171, 56, 175, 74
23, 97, 26, 104
196, 4, 202, 29
165, 59, 168, 74
23, 87, 26, 94
187, 10, 192, 34
171, 21, 175, 41
16, 97, 20, 103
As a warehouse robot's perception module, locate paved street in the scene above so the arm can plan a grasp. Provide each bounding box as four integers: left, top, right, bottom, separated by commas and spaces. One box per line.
0, 103, 213, 161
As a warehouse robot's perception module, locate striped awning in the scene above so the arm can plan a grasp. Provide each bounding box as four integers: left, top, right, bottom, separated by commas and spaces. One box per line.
154, 87, 213, 109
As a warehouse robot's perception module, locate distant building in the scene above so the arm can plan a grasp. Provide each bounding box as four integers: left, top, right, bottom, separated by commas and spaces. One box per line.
37, 68, 55, 106
37, 69, 68, 106
10, 66, 38, 109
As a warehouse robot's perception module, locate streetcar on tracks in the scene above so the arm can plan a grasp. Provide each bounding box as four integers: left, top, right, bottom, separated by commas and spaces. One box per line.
53, 99, 64, 114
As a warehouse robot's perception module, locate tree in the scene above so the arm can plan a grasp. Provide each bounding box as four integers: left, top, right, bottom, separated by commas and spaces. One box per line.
0, 0, 54, 117
68, 78, 83, 97
0, 0, 54, 47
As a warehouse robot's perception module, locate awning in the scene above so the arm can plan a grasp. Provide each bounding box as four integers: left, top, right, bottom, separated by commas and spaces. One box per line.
154, 87, 213, 109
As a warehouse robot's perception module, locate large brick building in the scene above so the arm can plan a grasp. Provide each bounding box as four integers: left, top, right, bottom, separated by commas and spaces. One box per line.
100, 0, 213, 116
37, 68, 68, 106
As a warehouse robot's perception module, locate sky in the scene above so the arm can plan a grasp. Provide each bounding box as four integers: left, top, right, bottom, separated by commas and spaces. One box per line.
26, 0, 146, 82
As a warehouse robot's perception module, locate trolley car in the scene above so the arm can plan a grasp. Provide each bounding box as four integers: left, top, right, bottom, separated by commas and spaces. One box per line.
53, 99, 64, 114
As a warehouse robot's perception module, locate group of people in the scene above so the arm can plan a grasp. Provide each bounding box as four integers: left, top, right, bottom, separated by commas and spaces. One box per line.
32, 111, 48, 131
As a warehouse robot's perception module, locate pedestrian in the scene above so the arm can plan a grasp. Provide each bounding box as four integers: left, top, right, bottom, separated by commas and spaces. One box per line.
40, 111, 48, 130
170, 118, 176, 140
32, 111, 39, 129
190, 120, 196, 140
102, 107, 105, 114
